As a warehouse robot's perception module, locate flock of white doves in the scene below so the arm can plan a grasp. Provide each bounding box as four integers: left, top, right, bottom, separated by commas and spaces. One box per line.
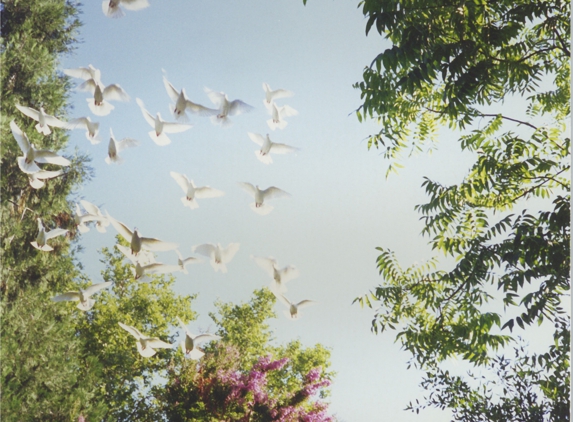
11, 1, 316, 359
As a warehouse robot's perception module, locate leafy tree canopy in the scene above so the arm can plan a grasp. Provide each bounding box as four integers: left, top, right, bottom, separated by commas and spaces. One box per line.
1, 1, 99, 420
311, 0, 572, 419
160, 288, 334, 421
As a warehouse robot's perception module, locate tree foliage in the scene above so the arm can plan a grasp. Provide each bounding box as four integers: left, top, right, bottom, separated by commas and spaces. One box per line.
159, 289, 334, 421
0, 1, 101, 420
70, 237, 197, 421
410, 318, 570, 421
344, 0, 570, 419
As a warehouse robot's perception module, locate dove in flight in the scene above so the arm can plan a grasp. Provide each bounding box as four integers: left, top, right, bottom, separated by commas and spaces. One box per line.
74, 203, 102, 234
68, 117, 100, 144
204, 87, 253, 127
267, 103, 298, 130
176, 316, 221, 360
262, 82, 293, 107
131, 261, 182, 280
118, 322, 172, 357
163, 76, 218, 122
192, 243, 240, 273
102, 0, 150, 19
170, 171, 224, 209
78, 78, 129, 116
52, 281, 112, 311
107, 213, 178, 255
15, 104, 71, 136
28, 169, 64, 189
10, 120, 71, 174
106, 128, 139, 164
248, 132, 299, 165
175, 250, 202, 274
251, 255, 300, 293
64, 64, 102, 83
116, 244, 156, 266
80, 200, 110, 233
238, 182, 291, 215
274, 292, 316, 320
135, 98, 192, 146
31, 218, 68, 251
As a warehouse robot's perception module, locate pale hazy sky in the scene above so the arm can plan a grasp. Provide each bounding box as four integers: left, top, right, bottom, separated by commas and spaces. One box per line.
59, 1, 556, 420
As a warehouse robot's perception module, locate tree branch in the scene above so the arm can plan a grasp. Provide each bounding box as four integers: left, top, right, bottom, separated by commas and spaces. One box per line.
510, 167, 570, 202
553, 28, 571, 56
477, 113, 538, 130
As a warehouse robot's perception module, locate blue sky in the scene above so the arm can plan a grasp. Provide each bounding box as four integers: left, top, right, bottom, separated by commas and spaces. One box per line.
58, 1, 559, 420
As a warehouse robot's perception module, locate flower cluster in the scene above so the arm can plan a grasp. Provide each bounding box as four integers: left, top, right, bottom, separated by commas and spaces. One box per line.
198, 354, 333, 421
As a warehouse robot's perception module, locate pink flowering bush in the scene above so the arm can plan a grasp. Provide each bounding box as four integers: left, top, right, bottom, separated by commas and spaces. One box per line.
162, 346, 334, 422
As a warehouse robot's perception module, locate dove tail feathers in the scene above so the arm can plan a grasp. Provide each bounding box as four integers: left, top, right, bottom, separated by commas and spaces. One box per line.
266, 118, 287, 131
29, 178, 45, 189
149, 131, 171, 146
211, 115, 233, 128
77, 299, 95, 311
35, 123, 51, 136
181, 197, 199, 209
31, 241, 53, 252
102, 1, 125, 18
86, 133, 101, 145
250, 203, 274, 216
105, 155, 123, 165
18, 157, 41, 174
88, 99, 114, 116
255, 151, 273, 165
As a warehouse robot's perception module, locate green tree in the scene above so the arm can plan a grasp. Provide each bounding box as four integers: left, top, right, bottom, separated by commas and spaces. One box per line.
1, 1, 89, 293
159, 289, 334, 421
342, 0, 569, 419
71, 238, 197, 421
1, 1, 102, 420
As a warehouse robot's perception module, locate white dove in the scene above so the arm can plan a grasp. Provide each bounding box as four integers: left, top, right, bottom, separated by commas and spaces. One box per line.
163, 76, 218, 122
132, 261, 183, 280
192, 243, 240, 273
51, 281, 112, 311
251, 255, 300, 293
118, 322, 172, 358
117, 244, 182, 281
31, 218, 68, 251
63, 64, 102, 84
28, 169, 64, 189
15, 104, 71, 136
267, 103, 298, 130
68, 117, 100, 144
10, 120, 71, 174
102, 0, 150, 19
204, 87, 253, 127
238, 182, 291, 215
80, 200, 110, 233
135, 98, 192, 146
262, 82, 294, 107
133, 250, 203, 280
116, 244, 156, 267
74, 203, 101, 234
175, 250, 202, 274
74, 203, 89, 233
248, 132, 299, 165
78, 78, 129, 116
107, 213, 178, 255
106, 128, 139, 165
274, 293, 316, 320
176, 316, 221, 360
170, 171, 224, 209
